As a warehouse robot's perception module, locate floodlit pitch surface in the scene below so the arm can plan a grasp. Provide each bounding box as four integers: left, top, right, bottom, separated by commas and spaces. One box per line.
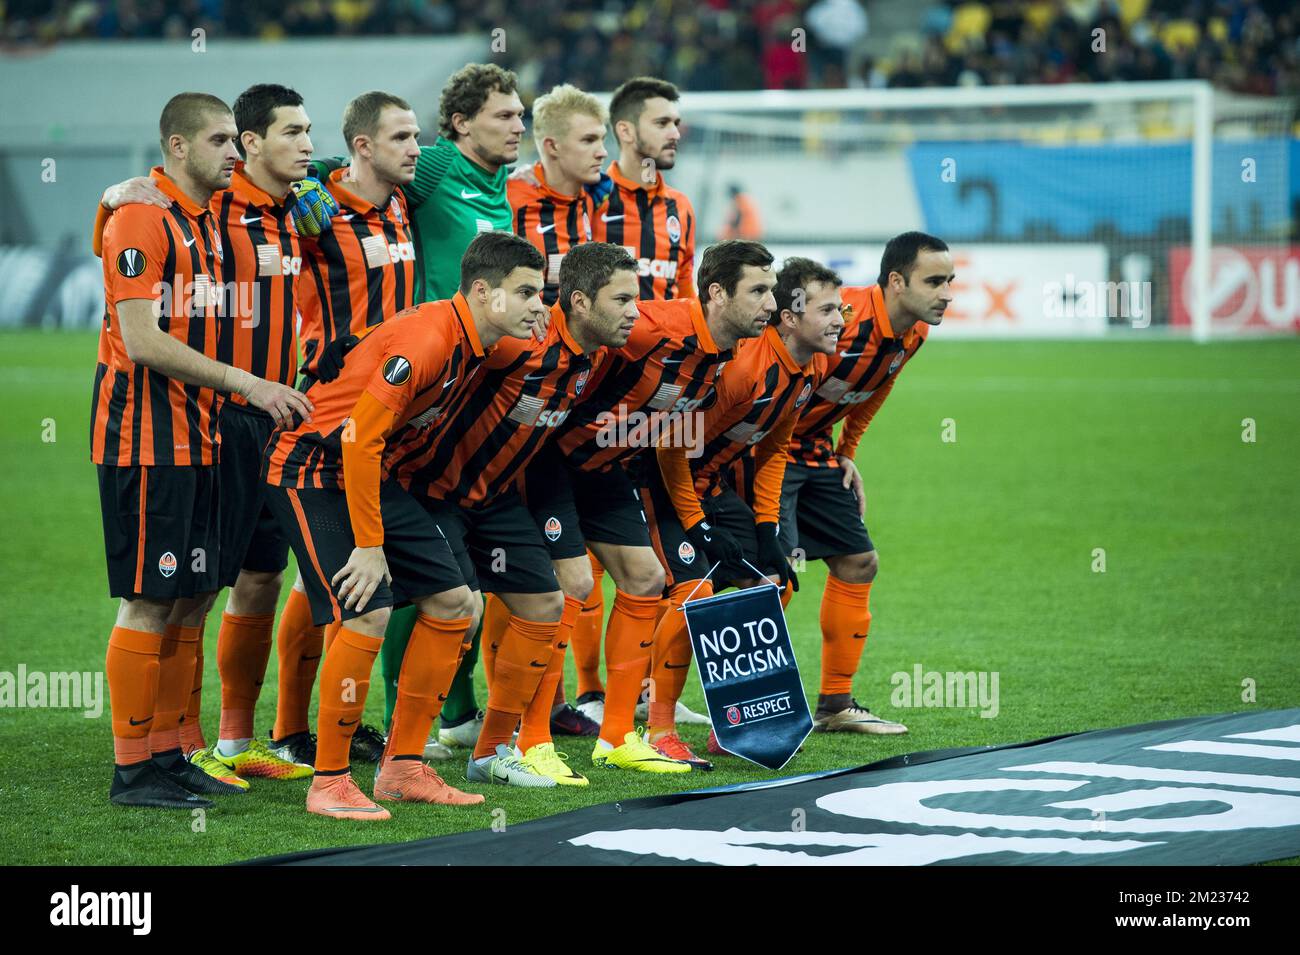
1, 330, 1296, 865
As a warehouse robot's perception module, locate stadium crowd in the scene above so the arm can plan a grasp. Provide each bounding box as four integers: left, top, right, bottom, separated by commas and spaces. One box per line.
2, 0, 1296, 96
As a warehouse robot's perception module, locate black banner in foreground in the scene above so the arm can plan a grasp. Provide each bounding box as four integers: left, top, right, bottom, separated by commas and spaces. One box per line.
253, 707, 1300, 867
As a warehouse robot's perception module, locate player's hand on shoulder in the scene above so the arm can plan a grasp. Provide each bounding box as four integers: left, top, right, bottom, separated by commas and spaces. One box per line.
290, 177, 340, 238
508, 163, 541, 187
102, 176, 171, 211
332, 546, 391, 612
316, 334, 360, 382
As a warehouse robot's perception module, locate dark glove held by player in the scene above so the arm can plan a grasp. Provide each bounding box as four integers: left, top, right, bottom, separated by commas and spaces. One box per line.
316, 334, 359, 383
756, 521, 797, 591
685, 519, 744, 570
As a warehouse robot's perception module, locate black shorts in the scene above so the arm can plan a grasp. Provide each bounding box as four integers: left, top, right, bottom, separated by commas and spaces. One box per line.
98, 464, 220, 600
777, 463, 875, 560
217, 402, 290, 587
521, 446, 653, 560
419, 492, 561, 596
642, 471, 768, 588
266, 480, 465, 627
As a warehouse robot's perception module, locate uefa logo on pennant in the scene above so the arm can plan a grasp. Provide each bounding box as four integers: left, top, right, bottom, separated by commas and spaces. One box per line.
544, 516, 562, 541
158, 552, 177, 578
678, 541, 695, 564
726, 705, 741, 725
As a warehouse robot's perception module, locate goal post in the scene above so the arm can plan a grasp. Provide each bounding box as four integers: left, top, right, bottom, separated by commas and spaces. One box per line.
658, 81, 1295, 340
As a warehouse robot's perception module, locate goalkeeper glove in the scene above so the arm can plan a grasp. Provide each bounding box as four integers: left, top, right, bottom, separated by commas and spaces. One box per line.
584, 171, 614, 211
755, 521, 797, 592
315, 334, 359, 383
290, 177, 340, 238
685, 518, 744, 572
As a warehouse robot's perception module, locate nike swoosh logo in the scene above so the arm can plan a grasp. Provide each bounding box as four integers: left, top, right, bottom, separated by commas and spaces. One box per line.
128, 715, 153, 726
301, 654, 321, 662
557, 643, 568, 650
852, 632, 869, 640
639, 640, 653, 648
338, 718, 359, 727
661, 357, 685, 365
536, 223, 556, 234
183, 237, 197, 247
753, 396, 774, 404
839, 350, 866, 358
240, 212, 261, 225
378, 788, 404, 799
461, 190, 482, 199
600, 213, 623, 222
338, 214, 354, 222
490, 643, 500, 652
523, 372, 548, 381
442, 377, 457, 389
664, 662, 689, 670
438, 694, 447, 701
529, 660, 547, 668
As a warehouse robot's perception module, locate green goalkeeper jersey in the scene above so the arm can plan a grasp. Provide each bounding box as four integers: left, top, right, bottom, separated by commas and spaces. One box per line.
403, 137, 513, 303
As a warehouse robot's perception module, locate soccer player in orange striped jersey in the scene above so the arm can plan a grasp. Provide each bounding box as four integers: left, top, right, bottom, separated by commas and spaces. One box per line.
262, 231, 546, 817
93, 86, 336, 782
94, 93, 312, 810
508, 84, 606, 306
515, 241, 779, 767
383, 243, 641, 786
642, 258, 845, 768
296, 91, 420, 380
777, 236, 951, 736
594, 77, 696, 301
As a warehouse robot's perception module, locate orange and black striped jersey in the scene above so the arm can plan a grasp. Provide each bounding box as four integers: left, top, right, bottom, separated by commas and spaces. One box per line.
388, 303, 603, 507
592, 162, 695, 300
788, 285, 929, 468
91, 167, 223, 467
297, 168, 416, 377
658, 324, 823, 529
263, 293, 487, 495
213, 164, 302, 406
508, 163, 594, 307
556, 297, 728, 473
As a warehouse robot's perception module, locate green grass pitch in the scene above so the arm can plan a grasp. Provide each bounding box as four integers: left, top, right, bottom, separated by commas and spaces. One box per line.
1, 329, 1297, 865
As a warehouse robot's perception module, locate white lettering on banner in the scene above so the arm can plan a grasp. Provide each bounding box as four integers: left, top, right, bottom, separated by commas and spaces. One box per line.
563, 720, 1300, 864
699, 617, 790, 682
1169, 245, 1300, 330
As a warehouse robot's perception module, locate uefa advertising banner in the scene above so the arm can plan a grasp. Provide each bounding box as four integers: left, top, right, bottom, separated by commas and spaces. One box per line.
682, 583, 813, 770
1168, 245, 1300, 333
763, 243, 1110, 337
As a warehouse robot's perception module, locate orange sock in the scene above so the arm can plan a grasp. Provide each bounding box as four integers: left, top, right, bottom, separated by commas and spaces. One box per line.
272, 588, 324, 739
473, 615, 559, 759
216, 612, 273, 741
481, 593, 510, 693
323, 620, 341, 654
179, 638, 206, 753
600, 590, 660, 745
642, 597, 671, 684
780, 582, 794, 609
573, 555, 606, 698
648, 581, 708, 736
517, 597, 581, 752
385, 614, 471, 760
149, 624, 200, 755
106, 626, 163, 766
315, 626, 383, 773
820, 575, 872, 695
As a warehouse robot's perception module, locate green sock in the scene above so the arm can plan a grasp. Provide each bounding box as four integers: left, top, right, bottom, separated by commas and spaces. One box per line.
440, 621, 481, 724
380, 605, 419, 731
